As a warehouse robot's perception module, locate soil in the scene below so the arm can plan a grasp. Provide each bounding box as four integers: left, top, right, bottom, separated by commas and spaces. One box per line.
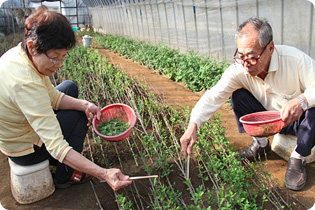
0, 44, 314, 210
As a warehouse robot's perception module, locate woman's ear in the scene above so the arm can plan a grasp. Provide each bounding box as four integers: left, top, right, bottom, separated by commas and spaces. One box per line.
26, 40, 36, 56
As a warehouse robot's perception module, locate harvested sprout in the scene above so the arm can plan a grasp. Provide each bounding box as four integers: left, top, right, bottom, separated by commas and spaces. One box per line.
98, 118, 130, 136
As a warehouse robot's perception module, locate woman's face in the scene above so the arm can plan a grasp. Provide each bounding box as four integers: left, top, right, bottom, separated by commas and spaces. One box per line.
32, 48, 68, 76
27, 40, 68, 77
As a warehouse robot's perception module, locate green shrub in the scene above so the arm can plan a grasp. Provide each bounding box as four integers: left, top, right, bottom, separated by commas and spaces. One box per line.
78, 32, 229, 92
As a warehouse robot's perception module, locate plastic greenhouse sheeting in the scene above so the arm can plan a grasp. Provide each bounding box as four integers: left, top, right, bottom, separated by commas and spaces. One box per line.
86, 0, 315, 61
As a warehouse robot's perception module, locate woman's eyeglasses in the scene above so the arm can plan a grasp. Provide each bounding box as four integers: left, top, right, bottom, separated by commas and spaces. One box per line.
44, 52, 67, 66
233, 41, 271, 66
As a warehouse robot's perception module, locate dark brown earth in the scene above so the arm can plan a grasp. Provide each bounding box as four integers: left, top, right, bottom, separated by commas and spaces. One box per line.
0, 44, 314, 209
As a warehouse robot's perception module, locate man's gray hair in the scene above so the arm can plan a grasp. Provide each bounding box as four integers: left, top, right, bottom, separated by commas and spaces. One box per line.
236, 17, 273, 47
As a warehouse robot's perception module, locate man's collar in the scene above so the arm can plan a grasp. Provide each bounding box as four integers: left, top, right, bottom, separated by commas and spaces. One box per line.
268, 47, 279, 73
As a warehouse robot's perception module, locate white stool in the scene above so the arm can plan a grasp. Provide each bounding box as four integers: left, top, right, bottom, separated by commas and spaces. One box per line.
271, 133, 315, 163
8, 159, 55, 204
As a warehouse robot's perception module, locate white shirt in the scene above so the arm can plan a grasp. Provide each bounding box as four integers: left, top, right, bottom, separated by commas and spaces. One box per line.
190, 45, 315, 128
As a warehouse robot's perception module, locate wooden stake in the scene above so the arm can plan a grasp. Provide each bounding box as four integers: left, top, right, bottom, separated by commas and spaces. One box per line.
100, 175, 158, 182
129, 175, 158, 180
186, 154, 190, 180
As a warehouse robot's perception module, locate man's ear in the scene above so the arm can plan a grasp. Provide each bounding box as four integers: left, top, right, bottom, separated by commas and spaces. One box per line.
268, 41, 275, 54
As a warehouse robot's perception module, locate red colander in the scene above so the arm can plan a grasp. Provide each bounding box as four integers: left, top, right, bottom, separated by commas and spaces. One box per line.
92, 103, 136, 142
239, 111, 285, 137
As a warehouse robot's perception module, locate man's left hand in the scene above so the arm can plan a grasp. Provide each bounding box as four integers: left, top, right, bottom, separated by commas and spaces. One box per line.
281, 97, 305, 126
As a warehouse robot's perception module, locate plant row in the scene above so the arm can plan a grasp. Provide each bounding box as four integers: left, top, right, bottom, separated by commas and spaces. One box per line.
57, 46, 291, 210
0, 33, 24, 57
77, 31, 229, 92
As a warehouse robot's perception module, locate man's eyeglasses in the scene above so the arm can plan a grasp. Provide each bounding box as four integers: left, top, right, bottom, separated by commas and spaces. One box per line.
233, 41, 271, 66
44, 52, 67, 66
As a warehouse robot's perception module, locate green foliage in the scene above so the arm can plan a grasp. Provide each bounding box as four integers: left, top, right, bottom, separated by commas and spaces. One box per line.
115, 193, 133, 209
0, 33, 24, 57
194, 117, 260, 209
97, 118, 130, 136
87, 32, 229, 92
57, 46, 291, 210
150, 178, 183, 210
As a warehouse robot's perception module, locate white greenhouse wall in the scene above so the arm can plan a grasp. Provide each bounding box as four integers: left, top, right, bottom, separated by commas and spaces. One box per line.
88, 0, 315, 61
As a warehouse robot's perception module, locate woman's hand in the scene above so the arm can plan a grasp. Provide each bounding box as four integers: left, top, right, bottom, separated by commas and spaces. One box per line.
84, 102, 101, 126
59, 95, 101, 126
180, 122, 198, 157
63, 149, 132, 191
103, 168, 132, 191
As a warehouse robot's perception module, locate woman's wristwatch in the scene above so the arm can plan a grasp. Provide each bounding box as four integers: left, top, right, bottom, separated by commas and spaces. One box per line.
296, 96, 308, 111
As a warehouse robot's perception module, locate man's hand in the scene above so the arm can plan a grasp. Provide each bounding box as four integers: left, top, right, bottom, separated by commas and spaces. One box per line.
281, 96, 307, 126
180, 122, 198, 157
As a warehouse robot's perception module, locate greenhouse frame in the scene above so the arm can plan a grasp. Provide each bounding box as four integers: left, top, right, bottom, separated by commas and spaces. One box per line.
0, 0, 90, 36
1, 0, 315, 209
1, 0, 314, 61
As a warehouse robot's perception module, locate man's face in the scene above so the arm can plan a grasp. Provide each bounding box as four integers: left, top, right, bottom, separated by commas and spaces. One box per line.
236, 27, 273, 79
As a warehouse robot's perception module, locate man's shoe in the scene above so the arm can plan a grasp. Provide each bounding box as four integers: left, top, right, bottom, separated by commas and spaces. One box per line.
237, 140, 271, 160
285, 157, 306, 191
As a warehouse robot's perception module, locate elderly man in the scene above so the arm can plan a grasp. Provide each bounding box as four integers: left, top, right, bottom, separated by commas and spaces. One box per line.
180, 17, 315, 191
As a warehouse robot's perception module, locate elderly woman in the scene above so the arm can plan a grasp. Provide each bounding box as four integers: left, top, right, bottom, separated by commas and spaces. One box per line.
0, 6, 131, 191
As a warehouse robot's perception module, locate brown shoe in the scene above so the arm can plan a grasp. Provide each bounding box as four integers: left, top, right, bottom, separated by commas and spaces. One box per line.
285, 157, 306, 191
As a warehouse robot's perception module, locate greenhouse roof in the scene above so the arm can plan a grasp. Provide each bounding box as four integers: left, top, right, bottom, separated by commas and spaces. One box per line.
0, 0, 66, 8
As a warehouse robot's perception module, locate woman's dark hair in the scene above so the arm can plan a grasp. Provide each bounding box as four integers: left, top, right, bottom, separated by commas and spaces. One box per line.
22, 6, 76, 54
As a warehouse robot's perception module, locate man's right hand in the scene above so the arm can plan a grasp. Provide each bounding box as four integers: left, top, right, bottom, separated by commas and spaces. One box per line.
180, 122, 198, 157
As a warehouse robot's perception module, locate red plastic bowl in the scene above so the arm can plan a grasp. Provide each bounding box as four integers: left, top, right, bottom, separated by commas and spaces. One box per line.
239, 111, 284, 137
92, 103, 136, 142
